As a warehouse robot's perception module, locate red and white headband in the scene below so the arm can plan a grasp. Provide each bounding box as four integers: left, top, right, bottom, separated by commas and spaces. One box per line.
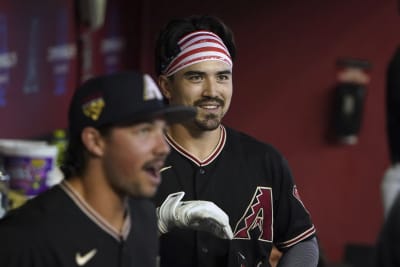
162, 30, 233, 76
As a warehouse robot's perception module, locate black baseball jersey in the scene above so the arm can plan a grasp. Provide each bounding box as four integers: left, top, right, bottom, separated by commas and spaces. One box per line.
386, 46, 400, 164
376, 193, 400, 267
0, 181, 158, 267
153, 125, 316, 267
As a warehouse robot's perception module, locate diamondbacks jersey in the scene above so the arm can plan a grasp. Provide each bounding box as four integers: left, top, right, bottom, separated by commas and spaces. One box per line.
0, 181, 158, 267
153, 125, 316, 267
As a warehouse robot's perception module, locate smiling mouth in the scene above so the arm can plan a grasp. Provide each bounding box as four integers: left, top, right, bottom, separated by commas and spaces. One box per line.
196, 98, 224, 108
197, 100, 224, 111
199, 103, 219, 110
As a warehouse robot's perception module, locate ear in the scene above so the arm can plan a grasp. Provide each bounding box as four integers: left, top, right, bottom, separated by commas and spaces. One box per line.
81, 127, 105, 157
158, 75, 172, 99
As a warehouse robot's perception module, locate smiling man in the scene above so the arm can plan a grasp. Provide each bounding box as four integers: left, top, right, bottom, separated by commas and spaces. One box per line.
0, 71, 196, 267
152, 15, 319, 267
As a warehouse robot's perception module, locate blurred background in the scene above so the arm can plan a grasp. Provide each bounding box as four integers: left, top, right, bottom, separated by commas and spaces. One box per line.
1, 0, 400, 265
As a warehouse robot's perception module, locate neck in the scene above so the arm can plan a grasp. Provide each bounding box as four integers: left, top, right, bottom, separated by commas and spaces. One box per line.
167, 123, 223, 161
67, 168, 127, 233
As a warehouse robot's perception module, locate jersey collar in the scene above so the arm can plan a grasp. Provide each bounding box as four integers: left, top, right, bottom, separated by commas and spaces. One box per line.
60, 180, 131, 241
165, 125, 226, 167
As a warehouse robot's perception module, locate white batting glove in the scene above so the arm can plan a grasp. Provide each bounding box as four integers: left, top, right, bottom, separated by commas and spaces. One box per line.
157, 192, 233, 239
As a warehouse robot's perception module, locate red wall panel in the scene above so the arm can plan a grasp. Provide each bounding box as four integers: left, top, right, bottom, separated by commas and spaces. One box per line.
0, 0, 78, 139
137, 0, 400, 262
0, 0, 139, 139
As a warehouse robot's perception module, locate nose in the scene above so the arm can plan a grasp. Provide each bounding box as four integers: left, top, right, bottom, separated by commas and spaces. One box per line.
159, 134, 170, 156
202, 77, 218, 98
155, 129, 170, 156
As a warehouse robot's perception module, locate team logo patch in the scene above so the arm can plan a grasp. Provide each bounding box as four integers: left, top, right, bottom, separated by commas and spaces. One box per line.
233, 186, 273, 242
143, 74, 162, 100
82, 97, 105, 121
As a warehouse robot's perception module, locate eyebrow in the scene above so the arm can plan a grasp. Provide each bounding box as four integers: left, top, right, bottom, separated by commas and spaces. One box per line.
183, 69, 232, 77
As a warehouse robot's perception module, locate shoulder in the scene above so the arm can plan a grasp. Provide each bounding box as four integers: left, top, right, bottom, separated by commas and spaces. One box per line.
0, 188, 63, 266
0, 200, 44, 250
224, 126, 286, 161
0, 186, 67, 233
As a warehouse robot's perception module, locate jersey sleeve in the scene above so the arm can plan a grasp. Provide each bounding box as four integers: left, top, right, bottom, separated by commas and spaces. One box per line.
0, 203, 61, 267
268, 150, 316, 251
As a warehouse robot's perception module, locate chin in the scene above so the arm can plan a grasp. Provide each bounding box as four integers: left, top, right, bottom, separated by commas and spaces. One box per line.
142, 186, 158, 198
195, 119, 221, 131
127, 186, 157, 199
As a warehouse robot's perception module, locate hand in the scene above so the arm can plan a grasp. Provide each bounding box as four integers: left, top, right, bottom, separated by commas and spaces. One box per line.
157, 192, 233, 239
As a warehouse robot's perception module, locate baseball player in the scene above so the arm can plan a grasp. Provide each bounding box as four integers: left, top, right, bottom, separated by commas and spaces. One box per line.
375, 45, 400, 267
376, 192, 400, 266
381, 46, 400, 217
0, 71, 197, 267
152, 15, 319, 267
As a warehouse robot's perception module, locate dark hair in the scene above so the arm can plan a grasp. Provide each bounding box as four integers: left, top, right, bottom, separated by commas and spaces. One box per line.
155, 15, 236, 76
60, 126, 113, 179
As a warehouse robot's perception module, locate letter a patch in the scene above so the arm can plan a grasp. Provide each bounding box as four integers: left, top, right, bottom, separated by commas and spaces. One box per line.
233, 187, 273, 242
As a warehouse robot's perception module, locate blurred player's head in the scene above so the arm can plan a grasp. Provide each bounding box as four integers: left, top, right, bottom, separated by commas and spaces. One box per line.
62, 71, 195, 197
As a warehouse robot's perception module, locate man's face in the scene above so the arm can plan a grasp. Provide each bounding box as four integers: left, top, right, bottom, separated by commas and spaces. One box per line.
162, 60, 233, 131
101, 119, 170, 198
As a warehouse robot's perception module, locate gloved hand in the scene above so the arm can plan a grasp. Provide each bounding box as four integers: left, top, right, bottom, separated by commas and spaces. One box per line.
157, 192, 233, 239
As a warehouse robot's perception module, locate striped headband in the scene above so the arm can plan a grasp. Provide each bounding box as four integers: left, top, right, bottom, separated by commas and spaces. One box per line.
162, 30, 233, 76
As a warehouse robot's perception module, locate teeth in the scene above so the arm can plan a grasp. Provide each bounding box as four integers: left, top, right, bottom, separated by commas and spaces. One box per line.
201, 105, 218, 109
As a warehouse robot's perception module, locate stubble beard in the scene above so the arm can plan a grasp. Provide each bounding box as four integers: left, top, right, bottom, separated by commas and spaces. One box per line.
194, 112, 223, 131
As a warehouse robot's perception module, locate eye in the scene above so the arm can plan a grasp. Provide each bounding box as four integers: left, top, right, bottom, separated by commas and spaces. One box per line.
187, 74, 203, 82
136, 124, 153, 136
217, 73, 231, 82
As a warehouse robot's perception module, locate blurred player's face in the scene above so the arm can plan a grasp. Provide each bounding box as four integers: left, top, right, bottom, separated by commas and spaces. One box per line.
101, 119, 170, 198
161, 61, 233, 131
